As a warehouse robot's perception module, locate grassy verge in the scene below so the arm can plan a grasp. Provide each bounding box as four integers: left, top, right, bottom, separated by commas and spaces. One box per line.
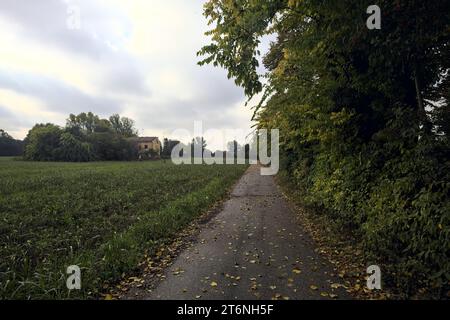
0, 160, 247, 299
276, 172, 395, 300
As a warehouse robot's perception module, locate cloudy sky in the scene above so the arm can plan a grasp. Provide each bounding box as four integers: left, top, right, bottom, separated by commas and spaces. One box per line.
0, 0, 269, 150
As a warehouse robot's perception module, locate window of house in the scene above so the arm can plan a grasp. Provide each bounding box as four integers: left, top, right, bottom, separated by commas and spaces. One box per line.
145, 145, 148, 149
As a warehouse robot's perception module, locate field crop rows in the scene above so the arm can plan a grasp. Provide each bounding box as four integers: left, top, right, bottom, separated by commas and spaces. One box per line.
0, 159, 248, 299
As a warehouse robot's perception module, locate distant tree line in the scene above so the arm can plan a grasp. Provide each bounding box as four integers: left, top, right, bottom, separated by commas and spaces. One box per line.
0, 129, 23, 156
2, 117, 253, 163
166, 136, 252, 163
23, 112, 139, 162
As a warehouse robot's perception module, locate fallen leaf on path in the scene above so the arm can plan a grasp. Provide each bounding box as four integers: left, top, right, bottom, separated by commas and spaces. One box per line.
331, 283, 342, 289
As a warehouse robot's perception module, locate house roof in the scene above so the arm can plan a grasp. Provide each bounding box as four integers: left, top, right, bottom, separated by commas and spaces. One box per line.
136, 137, 159, 143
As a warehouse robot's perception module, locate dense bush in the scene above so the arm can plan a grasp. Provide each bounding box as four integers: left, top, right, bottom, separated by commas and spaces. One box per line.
87, 132, 136, 161
56, 132, 94, 162
200, 0, 450, 297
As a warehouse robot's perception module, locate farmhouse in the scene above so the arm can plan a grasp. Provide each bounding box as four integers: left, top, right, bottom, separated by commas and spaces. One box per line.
137, 137, 161, 153
129, 137, 161, 158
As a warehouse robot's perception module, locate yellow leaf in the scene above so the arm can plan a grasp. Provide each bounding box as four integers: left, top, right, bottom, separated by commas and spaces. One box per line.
310, 285, 318, 290
292, 269, 301, 274
104, 294, 113, 300
210, 281, 218, 287
331, 283, 342, 289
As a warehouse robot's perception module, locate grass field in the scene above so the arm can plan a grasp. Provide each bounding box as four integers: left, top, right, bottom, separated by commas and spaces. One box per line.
0, 158, 248, 299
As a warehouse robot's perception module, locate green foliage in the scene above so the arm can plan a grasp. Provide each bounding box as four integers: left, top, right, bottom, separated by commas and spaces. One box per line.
55, 132, 94, 162
198, 0, 284, 97
87, 132, 136, 161
200, 0, 450, 297
138, 148, 159, 160
162, 138, 180, 159
24, 112, 140, 162
109, 114, 138, 138
0, 159, 248, 299
66, 112, 110, 134
24, 124, 64, 161
0, 130, 23, 156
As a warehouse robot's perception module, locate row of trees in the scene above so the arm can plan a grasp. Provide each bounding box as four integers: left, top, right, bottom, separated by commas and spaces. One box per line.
24, 112, 139, 161
2, 120, 253, 162
163, 136, 252, 162
199, 0, 449, 297
0, 129, 23, 156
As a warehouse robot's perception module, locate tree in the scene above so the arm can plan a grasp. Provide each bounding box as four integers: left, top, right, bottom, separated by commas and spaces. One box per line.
199, 0, 450, 297
66, 112, 101, 133
109, 114, 138, 137
0, 129, 23, 156
24, 124, 63, 161
226, 140, 243, 160
55, 132, 94, 162
162, 138, 180, 158
24, 113, 140, 162
190, 137, 207, 157
87, 132, 135, 161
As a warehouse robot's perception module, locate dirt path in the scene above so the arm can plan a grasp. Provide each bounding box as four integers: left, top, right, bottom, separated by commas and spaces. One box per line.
123, 165, 350, 300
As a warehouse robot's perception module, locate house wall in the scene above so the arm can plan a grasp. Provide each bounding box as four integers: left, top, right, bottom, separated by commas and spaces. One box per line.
138, 140, 161, 154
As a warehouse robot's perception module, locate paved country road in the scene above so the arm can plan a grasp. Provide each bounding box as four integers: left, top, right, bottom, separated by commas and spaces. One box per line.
123, 165, 350, 300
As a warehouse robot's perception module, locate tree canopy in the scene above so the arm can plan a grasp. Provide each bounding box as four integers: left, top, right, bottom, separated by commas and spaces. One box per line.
24, 113, 139, 162
199, 0, 450, 297
0, 129, 23, 156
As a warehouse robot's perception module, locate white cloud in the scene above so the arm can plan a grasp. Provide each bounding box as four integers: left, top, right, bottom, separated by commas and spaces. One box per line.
0, 0, 260, 150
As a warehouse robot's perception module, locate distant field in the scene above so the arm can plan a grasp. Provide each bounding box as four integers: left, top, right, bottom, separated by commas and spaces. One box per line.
0, 160, 248, 299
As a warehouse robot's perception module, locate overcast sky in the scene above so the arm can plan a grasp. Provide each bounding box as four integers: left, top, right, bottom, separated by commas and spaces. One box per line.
0, 0, 269, 150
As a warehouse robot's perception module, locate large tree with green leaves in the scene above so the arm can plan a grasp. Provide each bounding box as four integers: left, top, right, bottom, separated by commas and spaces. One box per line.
109, 114, 138, 138
199, 0, 450, 297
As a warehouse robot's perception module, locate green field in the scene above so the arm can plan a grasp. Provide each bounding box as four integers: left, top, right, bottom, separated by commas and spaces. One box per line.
0, 159, 248, 299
